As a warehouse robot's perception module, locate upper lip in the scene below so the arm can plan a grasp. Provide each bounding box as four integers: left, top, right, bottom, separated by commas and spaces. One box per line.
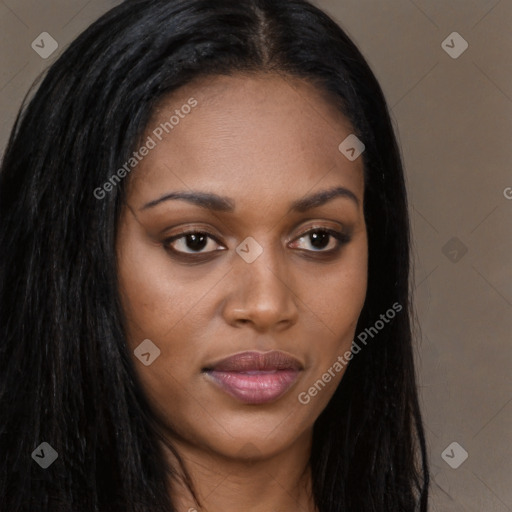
204, 350, 303, 372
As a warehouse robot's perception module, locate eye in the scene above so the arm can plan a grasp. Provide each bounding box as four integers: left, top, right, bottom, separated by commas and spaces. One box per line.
289, 227, 351, 253
163, 230, 224, 255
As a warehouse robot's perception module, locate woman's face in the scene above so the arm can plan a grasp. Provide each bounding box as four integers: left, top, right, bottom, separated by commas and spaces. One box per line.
116, 73, 368, 460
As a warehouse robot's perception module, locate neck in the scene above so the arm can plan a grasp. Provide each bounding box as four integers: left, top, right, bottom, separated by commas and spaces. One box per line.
161, 429, 318, 512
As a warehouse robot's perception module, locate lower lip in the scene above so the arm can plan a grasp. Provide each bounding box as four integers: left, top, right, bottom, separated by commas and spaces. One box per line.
205, 369, 300, 404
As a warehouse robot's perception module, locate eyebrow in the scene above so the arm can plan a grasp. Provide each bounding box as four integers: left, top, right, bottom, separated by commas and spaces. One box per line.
140, 185, 359, 212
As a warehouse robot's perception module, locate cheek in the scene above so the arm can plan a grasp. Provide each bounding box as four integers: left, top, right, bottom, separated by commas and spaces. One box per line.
116, 229, 199, 348
116, 238, 204, 426
309, 236, 368, 334
115, 221, 219, 392
300, 235, 368, 379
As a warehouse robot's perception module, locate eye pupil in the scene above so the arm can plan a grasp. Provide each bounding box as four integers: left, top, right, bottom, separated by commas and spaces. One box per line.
310, 230, 330, 249
186, 233, 208, 251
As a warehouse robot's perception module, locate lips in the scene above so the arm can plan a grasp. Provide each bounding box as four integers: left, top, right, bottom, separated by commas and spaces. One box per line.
203, 351, 303, 404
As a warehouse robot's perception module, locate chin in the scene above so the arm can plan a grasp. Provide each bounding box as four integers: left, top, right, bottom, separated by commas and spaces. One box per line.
194, 414, 312, 461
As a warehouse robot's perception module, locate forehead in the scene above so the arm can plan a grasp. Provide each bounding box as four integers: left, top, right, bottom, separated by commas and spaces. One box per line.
126, 73, 364, 210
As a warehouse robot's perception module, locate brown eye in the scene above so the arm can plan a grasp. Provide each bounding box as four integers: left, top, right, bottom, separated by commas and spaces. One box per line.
164, 231, 224, 255
290, 228, 351, 253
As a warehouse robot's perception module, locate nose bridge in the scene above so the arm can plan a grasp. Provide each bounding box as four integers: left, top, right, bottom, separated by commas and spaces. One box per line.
238, 233, 288, 296
227, 233, 298, 328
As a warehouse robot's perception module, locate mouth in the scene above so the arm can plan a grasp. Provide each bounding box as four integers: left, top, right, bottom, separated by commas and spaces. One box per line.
202, 350, 303, 405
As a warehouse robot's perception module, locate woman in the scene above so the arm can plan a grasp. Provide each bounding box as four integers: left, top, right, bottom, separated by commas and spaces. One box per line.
0, 0, 429, 510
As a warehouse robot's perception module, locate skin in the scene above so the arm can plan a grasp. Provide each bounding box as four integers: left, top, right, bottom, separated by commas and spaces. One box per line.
116, 72, 368, 512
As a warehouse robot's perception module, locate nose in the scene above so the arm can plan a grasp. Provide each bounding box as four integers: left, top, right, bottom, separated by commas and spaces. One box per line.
222, 241, 300, 332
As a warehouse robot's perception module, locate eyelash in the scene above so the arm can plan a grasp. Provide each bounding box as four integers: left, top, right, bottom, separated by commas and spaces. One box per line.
163, 226, 351, 261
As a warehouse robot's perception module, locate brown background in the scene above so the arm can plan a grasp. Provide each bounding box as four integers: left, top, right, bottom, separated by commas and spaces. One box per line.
0, 1, 510, 510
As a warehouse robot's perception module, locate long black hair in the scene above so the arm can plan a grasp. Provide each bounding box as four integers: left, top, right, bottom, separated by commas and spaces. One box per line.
0, 0, 429, 510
